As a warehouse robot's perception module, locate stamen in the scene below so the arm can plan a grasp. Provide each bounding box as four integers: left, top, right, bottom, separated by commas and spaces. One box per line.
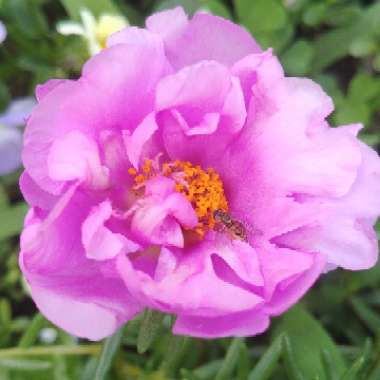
128, 158, 229, 238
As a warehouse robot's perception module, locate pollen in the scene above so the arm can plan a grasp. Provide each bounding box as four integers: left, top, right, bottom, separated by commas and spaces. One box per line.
128, 159, 229, 238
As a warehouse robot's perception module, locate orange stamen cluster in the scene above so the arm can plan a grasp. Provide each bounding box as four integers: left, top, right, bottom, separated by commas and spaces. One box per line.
128, 159, 229, 238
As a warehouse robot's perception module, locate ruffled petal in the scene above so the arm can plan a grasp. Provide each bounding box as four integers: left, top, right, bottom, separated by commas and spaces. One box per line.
20, 189, 142, 340
19, 172, 58, 210
117, 238, 264, 318
146, 7, 188, 42
173, 309, 269, 338
47, 131, 109, 189
82, 200, 140, 261
216, 77, 361, 240
274, 139, 380, 270
159, 11, 261, 69
35, 79, 68, 102
130, 176, 197, 247
124, 113, 159, 169
23, 42, 168, 195
29, 286, 123, 341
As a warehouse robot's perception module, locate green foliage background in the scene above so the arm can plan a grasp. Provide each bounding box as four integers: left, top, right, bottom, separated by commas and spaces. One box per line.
0, 0, 380, 379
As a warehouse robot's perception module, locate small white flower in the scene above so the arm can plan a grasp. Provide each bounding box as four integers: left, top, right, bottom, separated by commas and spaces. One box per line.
39, 328, 58, 344
57, 8, 128, 56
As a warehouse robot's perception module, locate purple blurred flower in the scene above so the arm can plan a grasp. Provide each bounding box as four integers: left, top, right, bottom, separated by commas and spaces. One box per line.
0, 98, 36, 175
0, 21, 6, 44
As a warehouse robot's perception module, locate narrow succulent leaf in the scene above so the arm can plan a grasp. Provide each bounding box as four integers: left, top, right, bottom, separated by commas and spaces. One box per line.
248, 333, 284, 380
161, 335, 187, 376
94, 327, 124, 380
0, 358, 52, 371
237, 341, 250, 380
180, 368, 204, 380
137, 309, 165, 354
283, 335, 308, 380
368, 359, 380, 380
193, 359, 223, 380
350, 297, 380, 334
275, 305, 346, 380
339, 357, 365, 380
321, 349, 340, 380
215, 338, 244, 380
18, 314, 46, 348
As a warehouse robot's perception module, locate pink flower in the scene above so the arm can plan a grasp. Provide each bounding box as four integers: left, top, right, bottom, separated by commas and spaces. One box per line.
20, 7, 380, 340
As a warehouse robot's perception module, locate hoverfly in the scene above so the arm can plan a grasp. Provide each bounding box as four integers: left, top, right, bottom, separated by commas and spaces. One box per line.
213, 209, 247, 242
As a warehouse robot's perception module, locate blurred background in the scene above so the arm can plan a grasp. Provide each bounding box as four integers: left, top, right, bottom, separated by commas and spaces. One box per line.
0, 0, 380, 379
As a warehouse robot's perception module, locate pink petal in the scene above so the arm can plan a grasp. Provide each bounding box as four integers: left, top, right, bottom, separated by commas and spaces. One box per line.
173, 310, 269, 338
163, 12, 261, 69
36, 79, 68, 102
20, 189, 142, 340
123, 112, 159, 169
29, 285, 123, 341
82, 200, 140, 261
146, 7, 188, 42
48, 131, 109, 189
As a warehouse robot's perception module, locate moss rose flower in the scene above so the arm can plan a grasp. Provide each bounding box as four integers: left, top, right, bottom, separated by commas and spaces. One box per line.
20, 7, 380, 340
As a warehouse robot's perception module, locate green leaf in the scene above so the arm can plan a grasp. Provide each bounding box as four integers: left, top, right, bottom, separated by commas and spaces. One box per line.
333, 101, 370, 126
281, 39, 314, 76
94, 327, 124, 380
373, 53, 380, 72
215, 338, 244, 380
199, 0, 232, 19
237, 341, 250, 380
276, 305, 346, 380
59, 0, 119, 20
312, 2, 380, 72
181, 368, 204, 380
193, 359, 222, 380
137, 309, 165, 354
155, 0, 201, 15
350, 297, 380, 335
349, 36, 377, 58
321, 349, 341, 380
368, 357, 380, 380
161, 335, 188, 376
282, 335, 307, 380
0, 359, 52, 371
248, 333, 284, 380
0, 299, 11, 346
302, 3, 328, 27
348, 73, 380, 103
251, 21, 294, 53
0, 203, 28, 241
3, 0, 48, 38
340, 357, 365, 380
325, 4, 361, 26
18, 314, 46, 348
234, 0, 287, 33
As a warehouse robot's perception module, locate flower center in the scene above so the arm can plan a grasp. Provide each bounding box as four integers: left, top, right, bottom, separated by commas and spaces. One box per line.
128, 159, 229, 238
